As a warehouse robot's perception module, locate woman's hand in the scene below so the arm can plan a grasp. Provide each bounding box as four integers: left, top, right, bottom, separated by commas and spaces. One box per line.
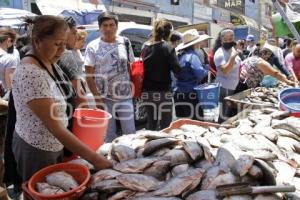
91, 154, 113, 170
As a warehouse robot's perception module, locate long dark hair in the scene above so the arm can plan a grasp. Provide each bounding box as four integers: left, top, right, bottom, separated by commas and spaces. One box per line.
212, 28, 234, 53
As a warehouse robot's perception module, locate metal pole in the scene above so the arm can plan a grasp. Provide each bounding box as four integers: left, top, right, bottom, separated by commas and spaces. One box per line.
272, 0, 300, 43
258, 0, 262, 40
192, 0, 195, 24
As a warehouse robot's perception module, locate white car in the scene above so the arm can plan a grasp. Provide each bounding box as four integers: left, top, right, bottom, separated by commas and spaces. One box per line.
78, 21, 152, 57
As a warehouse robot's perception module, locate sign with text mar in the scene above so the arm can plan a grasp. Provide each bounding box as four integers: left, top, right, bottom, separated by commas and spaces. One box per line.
217, 0, 245, 14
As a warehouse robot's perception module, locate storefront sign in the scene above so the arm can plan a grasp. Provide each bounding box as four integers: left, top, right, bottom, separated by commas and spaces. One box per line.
217, 0, 245, 14
230, 13, 246, 25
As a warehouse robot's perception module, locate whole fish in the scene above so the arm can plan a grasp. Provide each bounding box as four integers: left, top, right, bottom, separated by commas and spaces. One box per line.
46, 171, 79, 192
186, 190, 217, 200
277, 136, 299, 152
108, 190, 136, 200
151, 148, 170, 157
111, 144, 136, 162
253, 127, 278, 142
214, 147, 236, 169
254, 194, 281, 200
91, 169, 122, 183
68, 158, 94, 170
204, 172, 238, 190
36, 182, 65, 195
143, 138, 178, 156
272, 117, 300, 136
201, 165, 231, 190
248, 165, 263, 179
179, 124, 207, 136
232, 155, 255, 176
117, 174, 161, 192
140, 131, 174, 140
223, 195, 252, 200
98, 142, 112, 156
276, 128, 300, 142
182, 140, 203, 161
113, 158, 157, 173
144, 160, 171, 180
197, 138, 214, 163
80, 192, 99, 200
163, 149, 192, 166
171, 164, 190, 177
90, 179, 126, 193
273, 160, 296, 185
153, 168, 204, 197
132, 197, 181, 200
193, 159, 213, 171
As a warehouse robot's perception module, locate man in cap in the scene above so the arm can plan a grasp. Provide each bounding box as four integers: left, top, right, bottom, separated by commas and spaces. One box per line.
246, 34, 257, 54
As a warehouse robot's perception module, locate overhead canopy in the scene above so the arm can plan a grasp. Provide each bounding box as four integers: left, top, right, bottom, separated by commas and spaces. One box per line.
0, 7, 36, 27
60, 9, 103, 25
35, 0, 107, 15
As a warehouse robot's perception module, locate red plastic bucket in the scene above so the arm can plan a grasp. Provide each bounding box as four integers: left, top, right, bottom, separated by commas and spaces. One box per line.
72, 108, 111, 151
28, 163, 90, 200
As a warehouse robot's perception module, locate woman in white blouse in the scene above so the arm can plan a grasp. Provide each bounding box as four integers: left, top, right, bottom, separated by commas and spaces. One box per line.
12, 15, 111, 182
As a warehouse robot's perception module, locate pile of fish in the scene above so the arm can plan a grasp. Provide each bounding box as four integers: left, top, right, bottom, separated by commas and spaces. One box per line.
80, 108, 300, 200
36, 171, 79, 195
240, 85, 290, 106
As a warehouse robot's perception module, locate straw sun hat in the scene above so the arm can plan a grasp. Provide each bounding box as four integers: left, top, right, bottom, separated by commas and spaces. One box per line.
176, 29, 212, 51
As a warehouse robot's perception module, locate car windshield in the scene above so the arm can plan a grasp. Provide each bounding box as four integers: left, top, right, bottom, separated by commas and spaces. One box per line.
119, 28, 152, 57
82, 26, 151, 57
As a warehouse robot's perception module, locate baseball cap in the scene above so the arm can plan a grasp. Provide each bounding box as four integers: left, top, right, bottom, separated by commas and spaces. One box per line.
246, 34, 255, 41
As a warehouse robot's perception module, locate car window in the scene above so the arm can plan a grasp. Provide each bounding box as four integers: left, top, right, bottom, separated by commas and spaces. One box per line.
83, 29, 100, 50
119, 28, 152, 57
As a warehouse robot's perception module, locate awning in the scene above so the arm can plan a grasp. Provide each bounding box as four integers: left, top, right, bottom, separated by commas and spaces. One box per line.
35, 0, 107, 15
230, 13, 259, 30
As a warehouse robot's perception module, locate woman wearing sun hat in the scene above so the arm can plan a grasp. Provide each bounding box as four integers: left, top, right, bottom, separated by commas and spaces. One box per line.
173, 29, 211, 119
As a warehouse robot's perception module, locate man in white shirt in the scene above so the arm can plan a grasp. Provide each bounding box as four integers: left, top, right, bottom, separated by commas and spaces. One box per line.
84, 12, 136, 142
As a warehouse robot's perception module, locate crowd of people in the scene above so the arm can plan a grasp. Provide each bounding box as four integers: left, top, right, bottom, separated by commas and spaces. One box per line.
0, 11, 299, 198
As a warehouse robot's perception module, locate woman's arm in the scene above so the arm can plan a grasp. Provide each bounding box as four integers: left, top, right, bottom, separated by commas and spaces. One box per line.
4, 68, 15, 90
219, 48, 239, 76
27, 98, 112, 170
256, 60, 294, 86
85, 66, 103, 109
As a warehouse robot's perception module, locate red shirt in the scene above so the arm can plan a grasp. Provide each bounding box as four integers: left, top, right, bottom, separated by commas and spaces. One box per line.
285, 52, 300, 79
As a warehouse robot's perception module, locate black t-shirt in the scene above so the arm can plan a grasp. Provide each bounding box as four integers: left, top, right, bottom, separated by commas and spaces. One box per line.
142, 41, 181, 91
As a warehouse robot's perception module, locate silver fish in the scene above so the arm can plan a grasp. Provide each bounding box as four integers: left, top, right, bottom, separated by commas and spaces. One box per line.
273, 160, 296, 185
272, 117, 300, 136
204, 172, 238, 190
143, 138, 178, 156
111, 144, 136, 162
276, 128, 300, 142
179, 124, 207, 136
153, 168, 204, 197
224, 195, 252, 200
108, 190, 136, 200
253, 127, 278, 142
140, 131, 174, 140
163, 149, 192, 166
117, 174, 161, 192
254, 194, 281, 200
132, 197, 182, 200
186, 190, 217, 200
193, 159, 213, 171
197, 137, 214, 163
214, 147, 236, 169
90, 179, 126, 193
97, 142, 112, 156
232, 155, 255, 176
36, 182, 65, 195
277, 136, 299, 152
144, 160, 171, 180
182, 140, 203, 161
46, 171, 78, 192
151, 148, 171, 157
248, 165, 263, 179
171, 164, 190, 177
201, 165, 231, 190
68, 158, 94, 170
91, 169, 122, 183
113, 158, 157, 173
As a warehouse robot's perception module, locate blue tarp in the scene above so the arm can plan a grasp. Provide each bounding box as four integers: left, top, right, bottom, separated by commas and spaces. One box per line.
60, 9, 103, 25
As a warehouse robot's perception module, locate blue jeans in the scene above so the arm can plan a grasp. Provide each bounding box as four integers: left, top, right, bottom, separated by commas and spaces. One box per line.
103, 99, 136, 143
